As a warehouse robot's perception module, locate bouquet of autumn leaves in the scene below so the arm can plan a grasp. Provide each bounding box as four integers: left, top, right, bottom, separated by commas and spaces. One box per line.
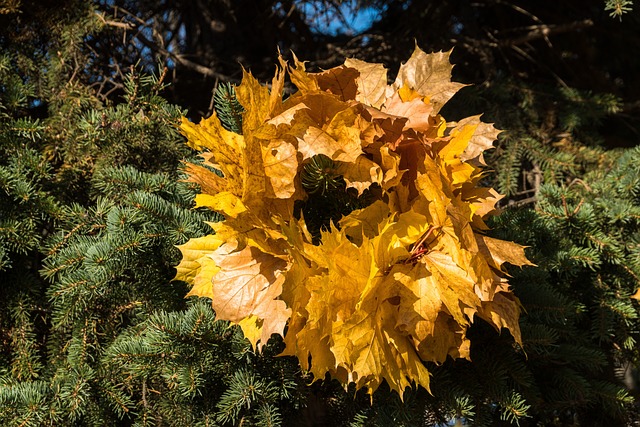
175, 46, 532, 398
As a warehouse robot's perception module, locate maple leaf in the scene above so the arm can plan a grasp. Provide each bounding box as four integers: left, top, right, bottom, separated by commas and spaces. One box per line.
393, 46, 468, 114
176, 234, 224, 286
208, 243, 291, 350
383, 90, 434, 131
448, 115, 502, 165
180, 114, 245, 198
313, 65, 360, 101
338, 156, 383, 196
344, 58, 388, 108
174, 46, 532, 400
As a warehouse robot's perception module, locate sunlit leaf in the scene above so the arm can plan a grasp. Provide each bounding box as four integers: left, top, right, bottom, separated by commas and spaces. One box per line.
394, 46, 468, 114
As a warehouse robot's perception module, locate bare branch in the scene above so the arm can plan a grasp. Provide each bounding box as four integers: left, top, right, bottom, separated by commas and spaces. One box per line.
500, 19, 594, 47
95, 12, 135, 30
135, 32, 231, 80
100, 8, 234, 82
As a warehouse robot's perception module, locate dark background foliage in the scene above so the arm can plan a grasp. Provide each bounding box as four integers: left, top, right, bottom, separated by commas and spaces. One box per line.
4, 0, 639, 121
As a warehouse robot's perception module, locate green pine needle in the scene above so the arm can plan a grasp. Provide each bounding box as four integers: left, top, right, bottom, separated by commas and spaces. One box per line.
213, 82, 244, 134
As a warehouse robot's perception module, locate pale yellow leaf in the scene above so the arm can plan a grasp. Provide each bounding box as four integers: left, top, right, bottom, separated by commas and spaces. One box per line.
174, 234, 224, 283
261, 139, 298, 198
208, 245, 291, 347
383, 90, 434, 131
194, 192, 247, 218
344, 58, 388, 108
394, 46, 467, 114
185, 255, 221, 299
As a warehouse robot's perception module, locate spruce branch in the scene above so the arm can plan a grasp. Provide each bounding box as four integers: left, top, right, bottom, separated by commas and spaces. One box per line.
213, 83, 244, 134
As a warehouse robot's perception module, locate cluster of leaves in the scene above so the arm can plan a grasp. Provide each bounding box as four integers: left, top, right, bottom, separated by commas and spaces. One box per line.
175, 46, 532, 398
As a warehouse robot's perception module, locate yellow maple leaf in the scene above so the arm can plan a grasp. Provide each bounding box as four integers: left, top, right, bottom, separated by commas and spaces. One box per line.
393, 46, 468, 114
448, 115, 502, 165
383, 89, 434, 131
338, 156, 383, 196
174, 46, 532, 400
176, 234, 224, 284
344, 58, 388, 108
208, 243, 291, 350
